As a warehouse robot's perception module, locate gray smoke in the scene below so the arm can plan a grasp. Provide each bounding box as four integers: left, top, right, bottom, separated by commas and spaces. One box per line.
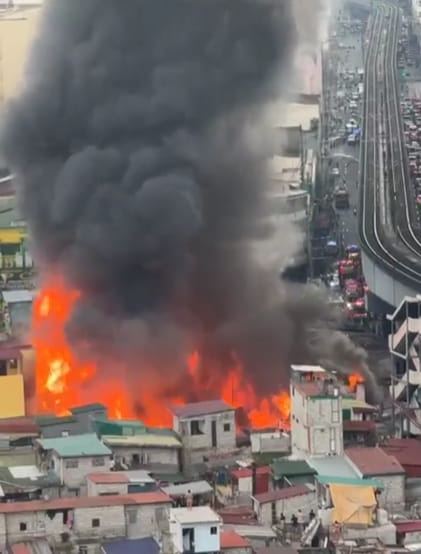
3, 0, 376, 406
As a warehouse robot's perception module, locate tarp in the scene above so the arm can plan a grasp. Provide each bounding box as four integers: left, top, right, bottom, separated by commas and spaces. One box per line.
330, 483, 376, 525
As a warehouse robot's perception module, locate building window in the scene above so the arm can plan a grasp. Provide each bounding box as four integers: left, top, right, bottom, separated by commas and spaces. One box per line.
330, 427, 336, 452
19, 522, 27, 531
128, 510, 137, 524
79, 547, 88, 554
210, 526, 217, 535
332, 398, 339, 423
65, 459, 79, 469
92, 457, 105, 467
190, 419, 205, 435
91, 518, 100, 528
223, 423, 230, 432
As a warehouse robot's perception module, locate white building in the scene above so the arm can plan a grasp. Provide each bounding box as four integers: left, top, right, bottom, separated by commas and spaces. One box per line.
36, 433, 112, 493
0, 490, 172, 552
172, 400, 236, 465
169, 506, 221, 554
290, 364, 343, 458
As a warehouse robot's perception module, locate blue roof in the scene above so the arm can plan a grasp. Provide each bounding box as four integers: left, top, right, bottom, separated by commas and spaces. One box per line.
102, 537, 159, 554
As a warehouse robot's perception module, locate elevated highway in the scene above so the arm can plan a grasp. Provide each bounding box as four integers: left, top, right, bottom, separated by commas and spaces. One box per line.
359, 6, 421, 309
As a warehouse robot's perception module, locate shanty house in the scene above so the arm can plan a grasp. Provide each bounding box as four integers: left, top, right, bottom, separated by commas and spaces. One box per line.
95, 419, 182, 472
87, 470, 158, 496
345, 446, 405, 509
169, 506, 222, 554
252, 485, 316, 526
36, 433, 112, 493
35, 403, 108, 438
0, 490, 171, 552
172, 400, 236, 465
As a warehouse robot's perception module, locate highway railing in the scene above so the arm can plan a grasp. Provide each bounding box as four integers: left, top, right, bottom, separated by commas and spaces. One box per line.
359, 5, 421, 291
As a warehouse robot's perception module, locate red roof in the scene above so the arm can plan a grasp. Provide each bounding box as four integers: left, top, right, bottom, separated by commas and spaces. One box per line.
253, 485, 310, 504
343, 420, 376, 432
87, 472, 129, 484
0, 491, 171, 513
221, 530, 250, 549
345, 447, 404, 476
395, 520, 421, 534
218, 506, 257, 525
10, 545, 31, 554
231, 466, 271, 479
0, 417, 40, 435
382, 438, 421, 472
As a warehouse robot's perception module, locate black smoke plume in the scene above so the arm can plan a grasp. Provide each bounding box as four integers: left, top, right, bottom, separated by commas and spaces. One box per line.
3, 0, 377, 406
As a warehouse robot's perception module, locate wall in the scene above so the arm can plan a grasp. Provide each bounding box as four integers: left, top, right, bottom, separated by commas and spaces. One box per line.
0, 374, 24, 417
291, 384, 343, 457
250, 432, 290, 454
52, 453, 112, 490
375, 474, 405, 509
86, 480, 128, 497
5, 509, 68, 545
223, 548, 252, 554
177, 410, 236, 458
73, 505, 126, 540
169, 520, 221, 554
126, 503, 171, 539
255, 491, 317, 526
111, 445, 179, 469
0, 8, 41, 101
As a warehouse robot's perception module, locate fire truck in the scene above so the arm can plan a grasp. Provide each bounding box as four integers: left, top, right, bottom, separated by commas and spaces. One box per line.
345, 297, 367, 320
343, 278, 363, 302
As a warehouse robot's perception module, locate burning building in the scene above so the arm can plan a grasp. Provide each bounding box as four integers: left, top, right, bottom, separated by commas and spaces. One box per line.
2, 0, 376, 426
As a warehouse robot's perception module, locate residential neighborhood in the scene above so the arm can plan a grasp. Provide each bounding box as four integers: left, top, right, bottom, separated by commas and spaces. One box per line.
0, 364, 419, 554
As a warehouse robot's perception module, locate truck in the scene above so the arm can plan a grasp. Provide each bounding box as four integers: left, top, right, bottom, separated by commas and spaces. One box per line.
334, 186, 350, 209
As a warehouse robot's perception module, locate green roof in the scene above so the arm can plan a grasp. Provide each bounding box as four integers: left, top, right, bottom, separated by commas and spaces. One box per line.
317, 475, 384, 489
71, 403, 107, 414
93, 419, 147, 437
271, 459, 316, 479
34, 415, 77, 426
37, 433, 111, 458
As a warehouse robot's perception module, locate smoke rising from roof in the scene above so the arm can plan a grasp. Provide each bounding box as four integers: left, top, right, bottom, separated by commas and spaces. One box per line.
3, 0, 376, 406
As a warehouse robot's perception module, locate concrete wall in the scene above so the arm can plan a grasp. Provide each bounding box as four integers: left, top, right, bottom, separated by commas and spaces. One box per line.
86, 480, 128, 497
111, 445, 179, 469
73, 505, 125, 539
250, 431, 290, 454
126, 503, 171, 539
376, 474, 405, 509
223, 548, 252, 554
52, 453, 112, 490
174, 410, 236, 462
291, 385, 343, 457
255, 491, 317, 526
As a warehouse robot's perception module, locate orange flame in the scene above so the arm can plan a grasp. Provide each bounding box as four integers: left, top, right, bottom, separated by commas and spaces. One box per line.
32, 280, 291, 429
348, 373, 364, 392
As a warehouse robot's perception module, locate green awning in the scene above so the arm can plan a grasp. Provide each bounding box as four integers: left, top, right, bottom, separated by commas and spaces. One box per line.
317, 475, 384, 489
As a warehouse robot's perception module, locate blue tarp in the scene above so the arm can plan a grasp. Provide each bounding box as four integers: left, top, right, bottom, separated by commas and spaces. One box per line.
103, 537, 160, 554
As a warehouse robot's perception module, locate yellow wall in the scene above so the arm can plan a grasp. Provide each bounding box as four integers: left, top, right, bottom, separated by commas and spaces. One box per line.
0, 374, 25, 417
0, 228, 27, 243
0, 8, 41, 101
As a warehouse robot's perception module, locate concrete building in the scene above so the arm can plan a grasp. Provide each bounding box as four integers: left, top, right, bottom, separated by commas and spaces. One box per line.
342, 394, 377, 448
250, 428, 290, 456
388, 296, 421, 436
345, 447, 406, 509
0, 490, 171, 552
252, 485, 316, 526
171, 400, 236, 465
36, 433, 112, 493
290, 364, 343, 457
101, 432, 182, 473
86, 471, 157, 497
169, 506, 222, 554
231, 466, 271, 497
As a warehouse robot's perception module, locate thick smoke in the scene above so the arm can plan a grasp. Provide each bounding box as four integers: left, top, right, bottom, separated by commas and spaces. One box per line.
3, 0, 376, 407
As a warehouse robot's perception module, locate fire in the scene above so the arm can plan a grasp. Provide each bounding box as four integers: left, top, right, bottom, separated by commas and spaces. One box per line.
348, 373, 364, 392
32, 280, 291, 429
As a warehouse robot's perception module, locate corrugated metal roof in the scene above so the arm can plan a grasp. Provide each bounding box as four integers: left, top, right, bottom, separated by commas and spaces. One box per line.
223, 525, 276, 538
2, 290, 33, 303
161, 480, 212, 497
171, 399, 233, 418
307, 455, 360, 479
0, 465, 59, 492
271, 459, 316, 479
382, 438, 421, 469
220, 530, 250, 549
102, 537, 159, 554
395, 520, 421, 534
342, 398, 375, 411
232, 466, 271, 479
87, 472, 129, 484
103, 433, 181, 449
316, 475, 384, 489
253, 484, 311, 504
345, 446, 405, 476
36, 433, 111, 458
